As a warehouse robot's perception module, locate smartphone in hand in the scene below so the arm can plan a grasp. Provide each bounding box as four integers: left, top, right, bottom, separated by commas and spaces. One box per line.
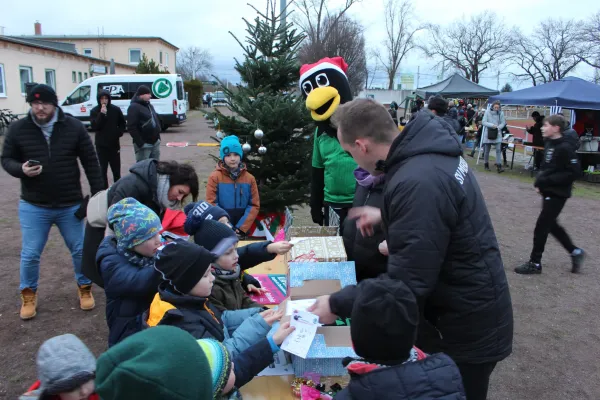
27, 160, 41, 167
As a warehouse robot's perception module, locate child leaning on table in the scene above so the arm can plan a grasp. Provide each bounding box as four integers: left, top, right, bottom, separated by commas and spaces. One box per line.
144, 239, 286, 358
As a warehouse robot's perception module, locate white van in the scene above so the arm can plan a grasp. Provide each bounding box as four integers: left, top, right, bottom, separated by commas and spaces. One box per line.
60, 74, 187, 130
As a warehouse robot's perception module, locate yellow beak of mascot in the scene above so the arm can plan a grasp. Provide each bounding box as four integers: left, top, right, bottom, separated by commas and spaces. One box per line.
300, 57, 353, 128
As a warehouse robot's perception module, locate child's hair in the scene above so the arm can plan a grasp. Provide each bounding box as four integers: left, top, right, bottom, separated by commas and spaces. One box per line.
545, 114, 567, 133
156, 161, 199, 201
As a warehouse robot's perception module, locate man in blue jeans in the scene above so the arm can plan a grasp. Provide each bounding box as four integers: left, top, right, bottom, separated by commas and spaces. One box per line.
1, 84, 103, 320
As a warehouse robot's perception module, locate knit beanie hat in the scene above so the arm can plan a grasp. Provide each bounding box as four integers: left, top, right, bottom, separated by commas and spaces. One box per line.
351, 277, 418, 363
95, 326, 212, 400
184, 201, 231, 236
220, 135, 243, 160
27, 84, 59, 106
154, 239, 217, 294
193, 219, 238, 252
107, 198, 162, 252
37, 334, 96, 395
197, 339, 233, 396
136, 85, 152, 96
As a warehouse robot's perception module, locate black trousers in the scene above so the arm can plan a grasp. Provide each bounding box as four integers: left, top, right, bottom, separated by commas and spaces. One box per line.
82, 222, 107, 287
97, 147, 121, 189
530, 197, 576, 264
457, 362, 497, 400
323, 205, 350, 236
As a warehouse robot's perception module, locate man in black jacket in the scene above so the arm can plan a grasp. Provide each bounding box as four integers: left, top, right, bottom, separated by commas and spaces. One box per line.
309, 98, 513, 400
516, 114, 585, 275
90, 90, 126, 188
127, 85, 161, 161
1, 84, 103, 320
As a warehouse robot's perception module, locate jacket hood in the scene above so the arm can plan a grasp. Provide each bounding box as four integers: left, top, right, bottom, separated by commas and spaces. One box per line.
97, 90, 112, 106
129, 159, 158, 194
385, 109, 462, 172
96, 236, 118, 263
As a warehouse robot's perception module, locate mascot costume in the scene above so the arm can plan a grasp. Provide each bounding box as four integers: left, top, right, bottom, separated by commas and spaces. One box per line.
299, 57, 357, 232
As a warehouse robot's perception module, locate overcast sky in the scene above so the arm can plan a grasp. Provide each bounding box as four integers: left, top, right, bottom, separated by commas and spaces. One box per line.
2, 0, 598, 91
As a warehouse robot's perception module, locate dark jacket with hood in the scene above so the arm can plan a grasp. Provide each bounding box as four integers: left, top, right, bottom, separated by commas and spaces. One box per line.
107, 159, 162, 217
90, 90, 126, 149
330, 109, 514, 364
335, 353, 466, 400
527, 117, 544, 147
1, 108, 103, 207
534, 136, 581, 199
96, 236, 162, 347
343, 168, 387, 282
126, 96, 161, 147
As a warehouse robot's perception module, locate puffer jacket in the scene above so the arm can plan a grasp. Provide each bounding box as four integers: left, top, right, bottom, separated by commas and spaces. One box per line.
96, 237, 162, 347
90, 90, 126, 149
330, 109, 513, 364
144, 282, 269, 358
1, 108, 103, 207
107, 159, 162, 217
126, 96, 161, 147
335, 353, 465, 400
535, 136, 581, 198
206, 161, 259, 233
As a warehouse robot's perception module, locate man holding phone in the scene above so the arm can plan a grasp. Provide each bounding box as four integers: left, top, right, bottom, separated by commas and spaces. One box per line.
1, 84, 103, 320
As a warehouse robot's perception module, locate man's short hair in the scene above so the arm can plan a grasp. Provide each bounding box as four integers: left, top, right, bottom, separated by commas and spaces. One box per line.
545, 114, 567, 132
331, 99, 398, 145
428, 95, 448, 116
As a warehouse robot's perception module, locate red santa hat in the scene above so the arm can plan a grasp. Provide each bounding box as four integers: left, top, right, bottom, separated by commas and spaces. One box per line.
299, 57, 349, 88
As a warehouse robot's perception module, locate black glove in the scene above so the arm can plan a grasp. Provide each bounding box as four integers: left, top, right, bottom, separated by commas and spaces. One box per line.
310, 167, 326, 226
74, 196, 90, 220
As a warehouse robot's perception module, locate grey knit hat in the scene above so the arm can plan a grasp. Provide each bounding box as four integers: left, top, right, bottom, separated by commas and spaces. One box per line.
37, 334, 96, 395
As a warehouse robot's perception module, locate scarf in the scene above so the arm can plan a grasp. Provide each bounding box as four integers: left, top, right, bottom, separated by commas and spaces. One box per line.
226, 162, 245, 181
117, 247, 155, 268
157, 174, 181, 210
31, 109, 58, 145
354, 167, 385, 188
212, 263, 241, 280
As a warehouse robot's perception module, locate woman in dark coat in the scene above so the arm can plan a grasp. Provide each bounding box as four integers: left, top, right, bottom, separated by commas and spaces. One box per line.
527, 111, 545, 169
82, 159, 199, 286
343, 167, 387, 282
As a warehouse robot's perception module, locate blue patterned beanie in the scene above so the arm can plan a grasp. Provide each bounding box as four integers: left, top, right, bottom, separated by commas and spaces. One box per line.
107, 198, 162, 251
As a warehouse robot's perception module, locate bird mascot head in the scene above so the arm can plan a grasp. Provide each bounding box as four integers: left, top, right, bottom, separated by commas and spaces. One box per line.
299, 56, 353, 136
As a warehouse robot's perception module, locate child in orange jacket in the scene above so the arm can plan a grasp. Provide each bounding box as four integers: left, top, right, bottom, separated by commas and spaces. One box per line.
206, 135, 259, 235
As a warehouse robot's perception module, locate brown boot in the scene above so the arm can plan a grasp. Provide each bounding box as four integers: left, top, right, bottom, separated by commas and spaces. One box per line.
20, 288, 37, 320
78, 285, 95, 311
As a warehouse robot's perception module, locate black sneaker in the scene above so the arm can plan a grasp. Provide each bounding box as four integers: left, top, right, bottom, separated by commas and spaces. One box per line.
515, 262, 542, 274
571, 249, 585, 273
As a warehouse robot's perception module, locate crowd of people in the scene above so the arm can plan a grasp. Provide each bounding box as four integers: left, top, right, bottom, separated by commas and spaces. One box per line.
0, 79, 586, 400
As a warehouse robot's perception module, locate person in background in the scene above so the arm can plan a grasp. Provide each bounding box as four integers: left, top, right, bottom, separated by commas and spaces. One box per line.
206, 135, 260, 236
20, 334, 98, 400
447, 99, 458, 120
90, 90, 126, 189
468, 109, 486, 158
466, 104, 476, 123
515, 114, 585, 275
482, 101, 506, 173
1, 84, 103, 320
388, 101, 399, 126
409, 98, 424, 121
127, 85, 162, 162
427, 95, 461, 135
526, 111, 545, 170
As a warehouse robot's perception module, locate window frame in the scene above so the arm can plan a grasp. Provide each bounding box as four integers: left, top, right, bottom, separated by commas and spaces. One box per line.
72, 71, 77, 83
83, 48, 93, 56
165, 53, 169, 68
78, 72, 83, 83
159, 51, 163, 65
129, 48, 142, 64
84, 72, 88, 80
45, 69, 56, 89
19, 66, 33, 95
0, 63, 6, 97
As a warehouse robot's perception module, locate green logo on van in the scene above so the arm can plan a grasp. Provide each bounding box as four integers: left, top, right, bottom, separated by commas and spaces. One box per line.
152, 78, 172, 98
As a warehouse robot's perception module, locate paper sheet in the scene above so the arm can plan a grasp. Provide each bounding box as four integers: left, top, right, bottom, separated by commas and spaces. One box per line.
285, 299, 317, 316
281, 311, 320, 359
289, 237, 310, 245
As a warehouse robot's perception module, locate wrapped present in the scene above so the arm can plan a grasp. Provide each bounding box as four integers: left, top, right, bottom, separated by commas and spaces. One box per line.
289, 237, 347, 263
287, 226, 338, 239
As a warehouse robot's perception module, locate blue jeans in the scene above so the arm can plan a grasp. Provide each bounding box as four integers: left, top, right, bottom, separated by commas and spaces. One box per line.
19, 200, 90, 291
134, 140, 161, 162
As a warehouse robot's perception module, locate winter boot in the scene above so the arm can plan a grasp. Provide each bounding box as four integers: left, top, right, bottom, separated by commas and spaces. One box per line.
20, 288, 37, 320
78, 284, 95, 310
571, 249, 585, 273
515, 261, 542, 275
484, 163, 490, 171
497, 164, 505, 173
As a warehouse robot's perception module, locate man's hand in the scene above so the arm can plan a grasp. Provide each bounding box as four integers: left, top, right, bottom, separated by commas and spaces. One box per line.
535, 187, 540, 193
22, 162, 42, 177
348, 206, 382, 237
260, 308, 284, 326
272, 322, 296, 346
307, 295, 337, 325
101, 104, 107, 114
267, 241, 293, 255
378, 240, 389, 256
247, 284, 267, 295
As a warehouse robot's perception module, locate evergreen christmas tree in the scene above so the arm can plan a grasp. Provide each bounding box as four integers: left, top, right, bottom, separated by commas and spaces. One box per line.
209, 3, 313, 215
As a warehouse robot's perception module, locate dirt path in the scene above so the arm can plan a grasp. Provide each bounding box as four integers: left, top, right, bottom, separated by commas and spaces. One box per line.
0, 110, 599, 399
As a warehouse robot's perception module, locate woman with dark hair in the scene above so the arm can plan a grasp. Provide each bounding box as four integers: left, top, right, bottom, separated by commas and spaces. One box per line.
82, 159, 199, 286
526, 111, 545, 170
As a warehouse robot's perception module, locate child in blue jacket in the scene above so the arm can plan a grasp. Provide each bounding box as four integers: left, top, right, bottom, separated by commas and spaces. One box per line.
145, 239, 284, 358
97, 198, 163, 347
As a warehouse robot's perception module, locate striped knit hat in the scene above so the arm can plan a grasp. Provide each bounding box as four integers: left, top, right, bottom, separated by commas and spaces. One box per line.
196, 339, 232, 397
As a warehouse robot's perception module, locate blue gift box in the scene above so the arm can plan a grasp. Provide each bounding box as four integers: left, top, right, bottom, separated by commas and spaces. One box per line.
285, 261, 358, 377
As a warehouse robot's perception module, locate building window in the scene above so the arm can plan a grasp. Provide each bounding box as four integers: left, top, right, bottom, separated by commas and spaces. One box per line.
45, 69, 56, 89
165, 53, 169, 68
72, 71, 77, 83
129, 49, 142, 64
0, 64, 6, 97
159, 51, 163, 64
19, 66, 33, 94
78, 72, 83, 83
84, 72, 88, 80
83, 48, 92, 56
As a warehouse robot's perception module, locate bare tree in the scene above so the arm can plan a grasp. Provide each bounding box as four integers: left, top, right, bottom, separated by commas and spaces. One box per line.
423, 11, 512, 83
365, 51, 380, 89
177, 46, 214, 81
294, 0, 361, 46
377, 0, 421, 89
580, 12, 600, 68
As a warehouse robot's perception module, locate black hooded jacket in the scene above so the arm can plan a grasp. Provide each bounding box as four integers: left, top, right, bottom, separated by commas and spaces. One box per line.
527, 117, 544, 147
126, 96, 161, 147
107, 159, 162, 217
330, 110, 514, 364
90, 90, 126, 149
534, 136, 581, 198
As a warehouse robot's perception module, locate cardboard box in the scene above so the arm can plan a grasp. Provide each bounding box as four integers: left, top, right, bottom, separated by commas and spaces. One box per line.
284, 261, 358, 377
287, 226, 338, 239
288, 236, 347, 263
